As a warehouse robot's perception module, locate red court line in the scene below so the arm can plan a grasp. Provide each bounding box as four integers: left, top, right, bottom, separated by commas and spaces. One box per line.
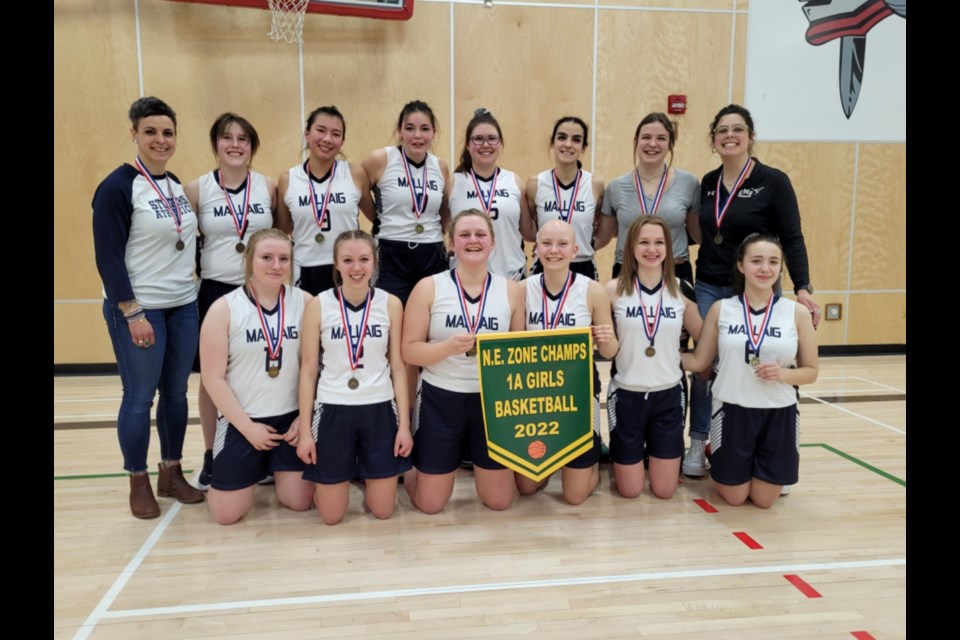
850, 632, 876, 640
694, 499, 718, 513
784, 574, 822, 598
733, 531, 763, 549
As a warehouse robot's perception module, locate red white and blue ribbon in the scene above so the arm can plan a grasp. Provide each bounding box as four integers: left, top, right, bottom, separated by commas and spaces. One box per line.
636, 277, 664, 347
337, 287, 373, 375
741, 291, 776, 358
634, 166, 667, 217
470, 168, 499, 215
714, 157, 754, 234
217, 169, 251, 242
541, 272, 573, 330
400, 152, 429, 219
307, 160, 337, 232
454, 270, 491, 336
551, 169, 582, 224
134, 156, 184, 238
250, 284, 286, 363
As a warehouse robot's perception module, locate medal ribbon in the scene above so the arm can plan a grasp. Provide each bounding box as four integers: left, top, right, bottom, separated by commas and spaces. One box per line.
469, 168, 499, 215
713, 157, 754, 234
635, 278, 664, 347
307, 161, 337, 232
250, 284, 285, 362
633, 166, 667, 217
741, 291, 776, 358
134, 156, 184, 238
454, 270, 492, 336
217, 170, 252, 242
550, 169, 582, 224
337, 288, 373, 374
400, 152, 429, 219
540, 273, 573, 330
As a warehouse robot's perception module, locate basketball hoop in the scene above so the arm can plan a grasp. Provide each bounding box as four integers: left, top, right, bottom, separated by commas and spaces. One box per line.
267, 0, 310, 43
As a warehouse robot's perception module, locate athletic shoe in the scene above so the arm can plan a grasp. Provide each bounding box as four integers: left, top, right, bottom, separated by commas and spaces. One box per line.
681, 440, 707, 477
460, 459, 474, 471
258, 473, 275, 486
780, 484, 793, 496
599, 441, 611, 463
197, 449, 213, 491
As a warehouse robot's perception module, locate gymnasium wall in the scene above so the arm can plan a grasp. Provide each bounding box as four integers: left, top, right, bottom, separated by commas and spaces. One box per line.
53, 0, 906, 364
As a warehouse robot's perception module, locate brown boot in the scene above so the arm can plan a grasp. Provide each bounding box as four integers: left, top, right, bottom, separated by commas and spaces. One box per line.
129, 473, 161, 519
157, 462, 205, 504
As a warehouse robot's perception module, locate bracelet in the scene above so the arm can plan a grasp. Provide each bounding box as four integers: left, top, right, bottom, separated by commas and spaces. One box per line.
122, 304, 144, 318
126, 310, 146, 325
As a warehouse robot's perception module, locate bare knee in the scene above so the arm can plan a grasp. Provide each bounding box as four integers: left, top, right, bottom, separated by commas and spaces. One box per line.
369, 502, 396, 519
481, 494, 514, 511
319, 509, 346, 525
563, 488, 591, 506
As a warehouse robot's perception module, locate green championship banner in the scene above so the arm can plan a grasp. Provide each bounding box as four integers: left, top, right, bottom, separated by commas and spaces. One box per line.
476, 327, 594, 481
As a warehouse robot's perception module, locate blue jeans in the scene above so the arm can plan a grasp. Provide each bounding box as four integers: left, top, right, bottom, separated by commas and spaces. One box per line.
688, 280, 734, 441
103, 300, 199, 472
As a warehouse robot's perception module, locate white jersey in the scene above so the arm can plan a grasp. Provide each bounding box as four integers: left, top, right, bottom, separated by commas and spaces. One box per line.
449, 169, 525, 279
524, 272, 591, 331
612, 279, 686, 392
713, 295, 799, 408
421, 270, 514, 393
284, 160, 360, 269
315, 287, 394, 405
373, 146, 445, 243
534, 169, 596, 262
224, 285, 306, 417
197, 169, 273, 285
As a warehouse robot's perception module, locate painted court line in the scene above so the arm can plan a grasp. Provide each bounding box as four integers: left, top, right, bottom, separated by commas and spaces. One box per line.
694, 498, 718, 513
799, 391, 906, 435
850, 632, 877, 640
851, 376, 906, 394
734, 531, 763, 549
72, 501, 184, 640
96, 557, 905, 621
784, 574, 822, 598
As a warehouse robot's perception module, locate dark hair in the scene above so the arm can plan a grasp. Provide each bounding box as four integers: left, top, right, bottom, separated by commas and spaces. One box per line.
331, 229, 377, 288
396, 100, 438, 134
634, 112, 676, 167
550, 116, 589, 169
128, 96, 176, 130
731, 233, 784, 294
708, 104, 756, 152
616, 217, 679, 298
305, 105, 346, 140
209, 112, 260, 158
454, 108, 504, 174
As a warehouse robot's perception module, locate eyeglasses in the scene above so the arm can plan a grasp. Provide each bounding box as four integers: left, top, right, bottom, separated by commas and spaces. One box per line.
714, 125, 749, 136
470, 135, 501, 146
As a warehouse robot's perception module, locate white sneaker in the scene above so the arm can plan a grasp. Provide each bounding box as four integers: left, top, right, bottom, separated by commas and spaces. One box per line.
682, 440, 707, 477
780, 484, 793, 496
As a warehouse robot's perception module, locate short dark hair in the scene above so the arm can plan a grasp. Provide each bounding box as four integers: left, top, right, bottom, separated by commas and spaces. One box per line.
128, 96, 176, 130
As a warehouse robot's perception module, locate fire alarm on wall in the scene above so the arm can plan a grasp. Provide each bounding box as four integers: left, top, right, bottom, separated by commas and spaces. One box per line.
668, 95, 687, 115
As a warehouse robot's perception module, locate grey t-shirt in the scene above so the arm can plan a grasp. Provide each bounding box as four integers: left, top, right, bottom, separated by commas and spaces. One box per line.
601, 168, 700, 263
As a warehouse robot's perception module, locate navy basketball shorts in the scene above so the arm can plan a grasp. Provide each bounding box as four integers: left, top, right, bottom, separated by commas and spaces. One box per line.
297, 264, 335, 297
561, 393, 602, 469
709, 401, 800, 486
210, 410, 304, 491
607, 382, 685, 464
375, 239, 448, 306
193, 278, 240, 372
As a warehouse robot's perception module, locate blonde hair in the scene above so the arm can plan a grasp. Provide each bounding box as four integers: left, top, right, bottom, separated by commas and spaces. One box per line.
244, 228, 295, 286
448, 208, 495, 244
331, 229, 378, 287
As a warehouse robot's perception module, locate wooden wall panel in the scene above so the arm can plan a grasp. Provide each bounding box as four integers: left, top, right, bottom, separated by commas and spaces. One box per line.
54, 304, 116, 364
850, 144, 906, 291
597, 0, 735, 8
808, 293, 846, 347
759, 143, 855, 293
847, 293, 906, 345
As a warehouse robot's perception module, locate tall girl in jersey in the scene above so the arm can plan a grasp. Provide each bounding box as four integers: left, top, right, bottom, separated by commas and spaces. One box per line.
449, 108, 535, 280
361, 100, 450, 304
297, 230, 412, 525
605, 217, 703, 499
681, 234, 818, 508
277, 105, 372, 295
595, 112, 700, 281
184, 113, 277, 491
526, 116, 604, 280
93, 96, 204, 519
517, 220, 618, 505
401, 210, 525, 514
199, 229, 315, 524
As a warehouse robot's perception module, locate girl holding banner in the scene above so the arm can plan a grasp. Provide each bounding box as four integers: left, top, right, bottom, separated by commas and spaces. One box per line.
518, 220, 618, 505
401, 210, 525, 514
681, 233, 818, 508
605, 217, 703, 499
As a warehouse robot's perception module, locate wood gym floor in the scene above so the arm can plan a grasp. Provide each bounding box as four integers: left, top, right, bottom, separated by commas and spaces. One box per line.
54, 355, 906, 639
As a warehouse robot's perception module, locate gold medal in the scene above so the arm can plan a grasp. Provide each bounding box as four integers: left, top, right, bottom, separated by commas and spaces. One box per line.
235, 242, 245, 254
415, 223, 424, 234
348, 377, 359, 390
175, 239, 185, 251
714, 233, 723, 245
315, 232, 325, 244
466, 347, 477, 357
267, 366, 280, 378
749, 355, 760, 368
645, 346, 656, 357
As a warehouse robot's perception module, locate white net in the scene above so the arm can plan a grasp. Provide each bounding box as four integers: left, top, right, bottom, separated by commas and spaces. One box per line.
267, 0, 310, 44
